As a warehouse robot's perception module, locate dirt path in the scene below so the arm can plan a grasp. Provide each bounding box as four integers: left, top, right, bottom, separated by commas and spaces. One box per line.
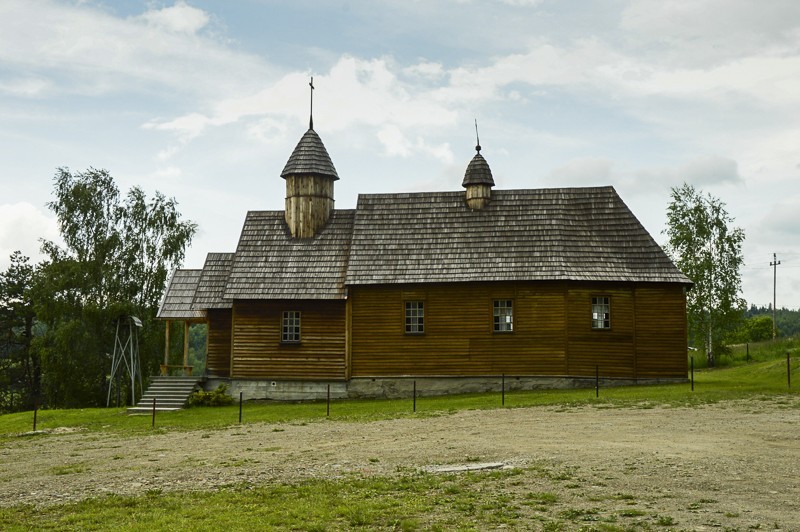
2, 398, 799, 529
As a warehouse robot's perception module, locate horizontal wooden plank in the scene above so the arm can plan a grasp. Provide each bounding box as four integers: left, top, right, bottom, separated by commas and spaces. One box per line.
231, 300, 347, 380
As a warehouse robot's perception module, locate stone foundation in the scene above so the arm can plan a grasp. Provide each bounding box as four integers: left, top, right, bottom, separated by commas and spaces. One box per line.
204, 375, 688, 401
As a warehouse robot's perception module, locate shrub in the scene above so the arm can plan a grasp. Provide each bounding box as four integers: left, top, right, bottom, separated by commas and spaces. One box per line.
188, 384, 234, 407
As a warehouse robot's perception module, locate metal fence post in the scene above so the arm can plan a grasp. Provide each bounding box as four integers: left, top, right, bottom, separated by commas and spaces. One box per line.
239, 391, 243, 423
595, 365, 599, 398
413, 380, 417, 413
151, 397, 156, 427
501, 374, 505, 407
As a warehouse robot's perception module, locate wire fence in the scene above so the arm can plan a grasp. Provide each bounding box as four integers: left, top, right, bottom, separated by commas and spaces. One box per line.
23, 353, 797, 432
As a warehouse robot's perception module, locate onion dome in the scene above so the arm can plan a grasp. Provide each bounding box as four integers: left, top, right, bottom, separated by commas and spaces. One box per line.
280, 128, 339, 181
462, 144, 494, 188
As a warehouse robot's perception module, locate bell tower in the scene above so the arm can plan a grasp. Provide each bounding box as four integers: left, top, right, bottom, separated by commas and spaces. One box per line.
462, 120, 494, 210
281, 78, 339, 238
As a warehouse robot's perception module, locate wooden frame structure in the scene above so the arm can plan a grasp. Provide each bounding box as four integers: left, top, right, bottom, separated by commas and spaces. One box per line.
157, 120, 692, 397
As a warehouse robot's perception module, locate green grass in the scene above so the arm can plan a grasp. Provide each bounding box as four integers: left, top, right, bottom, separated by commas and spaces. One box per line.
1, 353, 798, 438
2, 357, 797, 531
0, 467, 698, 531
693, 335, 799, 369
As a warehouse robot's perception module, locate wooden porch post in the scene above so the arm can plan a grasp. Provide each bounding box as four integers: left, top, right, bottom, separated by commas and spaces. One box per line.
164, 320, 171, 365
183, 321, 190, 369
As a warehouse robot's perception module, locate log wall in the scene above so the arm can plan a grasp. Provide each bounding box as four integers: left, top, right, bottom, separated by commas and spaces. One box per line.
465, 184, 492, 210
284, 175, 334, 238
634, 284, 688, 378
566, 285, 635, 377
231, 300, 346, 380
206, 309, 232, 377
350, 282, 568, 376
350, 281, 688, 378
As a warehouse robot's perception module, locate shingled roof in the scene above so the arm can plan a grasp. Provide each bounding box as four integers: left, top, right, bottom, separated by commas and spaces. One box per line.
462, 148, 495, 187
193, 252, 234, 309
157, 269, 205, 320
345, 187, 691, 286
280, 128, 339, 180
224, 209, 355, 300
166, 187, 689, 311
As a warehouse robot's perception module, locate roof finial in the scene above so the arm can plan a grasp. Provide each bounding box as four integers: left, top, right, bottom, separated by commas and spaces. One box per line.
309, 76, 315, 130
474, 118, 481, 152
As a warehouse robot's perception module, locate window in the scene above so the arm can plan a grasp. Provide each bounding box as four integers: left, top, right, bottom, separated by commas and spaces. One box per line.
281, 311, 301, 342
405, 301, 424, 334
493, 299, 513, 332
591, 297, 610, 329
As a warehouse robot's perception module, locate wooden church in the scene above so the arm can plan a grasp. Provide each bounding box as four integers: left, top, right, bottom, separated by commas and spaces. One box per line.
158, 97, 692, 399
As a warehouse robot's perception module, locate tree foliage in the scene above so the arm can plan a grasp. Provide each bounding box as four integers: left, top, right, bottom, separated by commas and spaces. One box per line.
665, 183, 745, 366
31, 168, 197, 407
746, 304, 800, 338
727, 314, 775, 344
0, 252, 39, 412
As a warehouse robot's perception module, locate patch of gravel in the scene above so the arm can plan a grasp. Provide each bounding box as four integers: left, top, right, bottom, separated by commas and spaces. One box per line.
2, 398, 799, 528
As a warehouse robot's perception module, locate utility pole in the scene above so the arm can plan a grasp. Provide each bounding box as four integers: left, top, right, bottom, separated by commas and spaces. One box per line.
770, 253, 781, 339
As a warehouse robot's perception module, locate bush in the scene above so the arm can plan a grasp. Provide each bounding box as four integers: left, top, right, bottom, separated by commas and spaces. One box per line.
188, 384, 234, 407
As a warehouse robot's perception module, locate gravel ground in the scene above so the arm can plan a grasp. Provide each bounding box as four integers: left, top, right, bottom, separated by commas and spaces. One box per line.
2, 397, 799, 529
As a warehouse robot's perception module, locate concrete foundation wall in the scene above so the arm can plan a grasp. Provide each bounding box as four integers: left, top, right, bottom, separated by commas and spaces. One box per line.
208, 378, 348, 401
204, 375, 687, 401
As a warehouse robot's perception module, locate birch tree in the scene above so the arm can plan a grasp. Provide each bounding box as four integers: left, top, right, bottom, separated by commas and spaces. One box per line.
34, 168, 196, 406
665, 183, 745, 367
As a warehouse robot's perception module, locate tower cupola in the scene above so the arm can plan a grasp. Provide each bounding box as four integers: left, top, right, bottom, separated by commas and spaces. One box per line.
281, 78, 339, 238
462, 124, 494, 209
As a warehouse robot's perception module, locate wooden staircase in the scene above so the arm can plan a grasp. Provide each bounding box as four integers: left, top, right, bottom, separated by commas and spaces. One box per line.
128, 375, 202, 413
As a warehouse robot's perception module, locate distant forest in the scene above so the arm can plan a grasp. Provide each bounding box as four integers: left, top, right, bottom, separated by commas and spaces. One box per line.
746, 305, 800, 338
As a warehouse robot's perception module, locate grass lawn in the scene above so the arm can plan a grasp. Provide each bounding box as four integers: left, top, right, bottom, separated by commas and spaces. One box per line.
0, 339, 798, 531
1, 339, 798, 438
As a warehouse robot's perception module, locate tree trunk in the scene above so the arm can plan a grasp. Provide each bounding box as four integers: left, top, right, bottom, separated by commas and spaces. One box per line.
706, 327, 715, 368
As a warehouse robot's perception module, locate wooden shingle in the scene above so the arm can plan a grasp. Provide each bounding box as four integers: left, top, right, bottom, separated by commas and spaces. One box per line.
462, 150, 494, 187
345, 187, 691, 286
193, 252, 234, 309
280, 128, 339, 180
224, 209, 355, 300
156, 269, 205, 319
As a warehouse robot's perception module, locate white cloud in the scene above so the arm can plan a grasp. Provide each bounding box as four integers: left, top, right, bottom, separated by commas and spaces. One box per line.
546, 157, 613, 187
0, 202, 59, 269
402, 61, 445, 80
377, 125, 453, 163
138, 1, 210, 35
419, 140, 454, 164
679, 156, 743, 186
0, 0, 270, 98
0, 77, 52, 97
246, 118, 290, 145
620, 0, 800, 66
757, 197, 800, 238
500, 0, 544, 5
544, 155, 743, 193
145, 56, 460, 158
377, 125, 412, 157
144, 112, 214, 142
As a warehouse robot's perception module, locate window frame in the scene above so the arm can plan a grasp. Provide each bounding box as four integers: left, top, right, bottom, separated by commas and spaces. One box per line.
493, 299, 514, 333
281, 310, 301, 343
404, 300, 425, 335
591, 296, 611, 330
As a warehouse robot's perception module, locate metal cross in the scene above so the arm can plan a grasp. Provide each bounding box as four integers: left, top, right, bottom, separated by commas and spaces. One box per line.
309, 76, 314, 130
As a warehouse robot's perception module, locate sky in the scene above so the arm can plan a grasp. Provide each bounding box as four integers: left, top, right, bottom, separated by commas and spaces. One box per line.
1, 0, 799, 309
